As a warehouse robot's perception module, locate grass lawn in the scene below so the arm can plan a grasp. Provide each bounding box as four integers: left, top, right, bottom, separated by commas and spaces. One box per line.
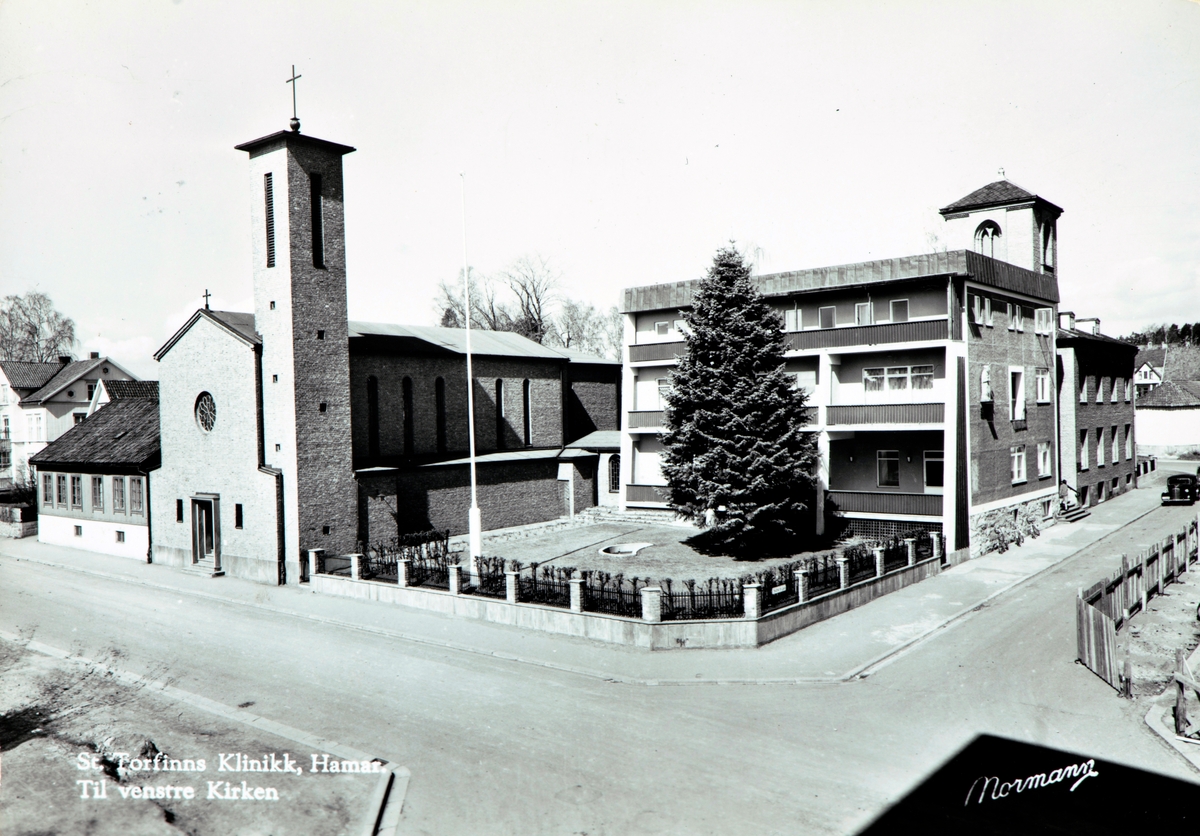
484, 520, 853, 581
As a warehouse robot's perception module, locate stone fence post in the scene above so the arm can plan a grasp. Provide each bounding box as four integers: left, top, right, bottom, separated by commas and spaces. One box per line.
743, 583, 761, 620
569, 575, 585, 613
932, 532, 944, 563
448, 564, 462, 595
349, 553, 362, 581
795, 568, 809, 604
904, 538, 917, 567
505, 567, 520, 603
397, 558, 411, 588
306, 549, 324, 582
640, 586, 663, 623
872, 547, 885, 579
469, 555, 481, 587
836, 556, 849, 589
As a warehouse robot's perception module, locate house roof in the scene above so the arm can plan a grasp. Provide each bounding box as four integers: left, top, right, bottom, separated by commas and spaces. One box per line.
939, 180, 1064, 215
1136, 380, 1200, 409
1055, 327, 1139, 350
103, 380, 159, 400
565, 430, 621, 451
21, 358, 112, 405
154, 309, 261, 361
29, 397, 160, 470
0, 359, 69, 390
1135, 347, 1166, 369
348, 322, 568, 361
623, 249, 1059, 314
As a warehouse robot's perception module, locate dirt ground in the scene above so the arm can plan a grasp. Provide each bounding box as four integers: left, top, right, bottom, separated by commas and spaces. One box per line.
0, 635, 377, 836
1116, 563, 1200, 700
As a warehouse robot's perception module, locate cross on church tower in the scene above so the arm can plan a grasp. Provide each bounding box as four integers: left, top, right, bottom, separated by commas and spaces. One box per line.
287, 65, 302, 132
203, 289, 211, 310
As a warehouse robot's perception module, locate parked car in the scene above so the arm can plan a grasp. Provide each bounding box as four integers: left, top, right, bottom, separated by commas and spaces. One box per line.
1162, 474, 1198, 506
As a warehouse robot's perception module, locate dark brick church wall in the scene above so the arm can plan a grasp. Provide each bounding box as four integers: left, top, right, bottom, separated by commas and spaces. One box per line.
357, 458, 597, 542
565, 362, 620, 442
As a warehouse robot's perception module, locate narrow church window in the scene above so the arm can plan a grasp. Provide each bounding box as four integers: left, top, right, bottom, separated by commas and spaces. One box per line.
310, 172, 325, 268
235, 504, 243, 529
435, 377, 447, 453
176, 499, 184, 522
523, 379, 532, 447
264, 173, 276, 268
402, 377, 414, 456
367, 376, 380, 458
609, 454, 621, 493
974, 221, 1001, 258
495, 379, 506, 450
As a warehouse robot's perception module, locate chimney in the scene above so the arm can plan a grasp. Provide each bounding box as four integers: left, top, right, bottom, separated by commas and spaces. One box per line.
89, 351, 100, 359
1059, 311, 1076, 331
1091, 318, 1101, 336
58, 355, 72, 364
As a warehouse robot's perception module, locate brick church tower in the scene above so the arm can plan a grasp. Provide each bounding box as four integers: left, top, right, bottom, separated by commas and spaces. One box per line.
235, 124, 358, 569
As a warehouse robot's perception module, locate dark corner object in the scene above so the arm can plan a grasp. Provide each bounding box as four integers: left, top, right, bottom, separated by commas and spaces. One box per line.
856, 734, 1200, 835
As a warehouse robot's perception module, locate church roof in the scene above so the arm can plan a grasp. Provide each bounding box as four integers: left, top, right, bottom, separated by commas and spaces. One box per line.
0, 359, 68, 390
1136, 380, 1200, 409
939, 180, 1064, 216
544, 345, 620, 365
348, 322, 568, 361
235, 129, 356, 157
103, 380, 159, 400
154, 309, 260, 361
565, 430, 621, 451
29, 397, 160, 472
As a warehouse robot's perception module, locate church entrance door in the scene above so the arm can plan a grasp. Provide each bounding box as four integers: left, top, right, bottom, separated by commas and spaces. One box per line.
191, 495, 222, 572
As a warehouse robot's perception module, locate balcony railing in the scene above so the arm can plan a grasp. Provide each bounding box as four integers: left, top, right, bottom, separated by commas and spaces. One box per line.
827, 490, 943, 516
826, 402, 944, 426
629, 341, 687, 362
626, 484, 669, 503
628, 410, 665, 429
785, 319, 948, 351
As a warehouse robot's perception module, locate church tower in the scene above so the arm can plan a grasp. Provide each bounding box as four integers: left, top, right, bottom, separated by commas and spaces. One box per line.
938, 180, 1062, 275
236, 124, 358, 575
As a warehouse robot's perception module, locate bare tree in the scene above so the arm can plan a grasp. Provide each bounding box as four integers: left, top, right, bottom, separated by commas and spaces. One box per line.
498, 254, 558, 344
599, 305, 624, 361
435, 269, 515, 331
0, 291, 76, 362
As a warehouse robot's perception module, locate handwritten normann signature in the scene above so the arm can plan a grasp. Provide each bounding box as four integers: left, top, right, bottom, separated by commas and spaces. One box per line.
965, 759, 1099, 805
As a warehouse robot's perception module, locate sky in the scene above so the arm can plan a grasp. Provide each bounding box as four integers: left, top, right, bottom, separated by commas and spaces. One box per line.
2, 0, 1198, 379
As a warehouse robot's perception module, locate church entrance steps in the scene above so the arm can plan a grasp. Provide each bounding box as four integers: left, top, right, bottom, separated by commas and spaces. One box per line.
183, 558, 225, 578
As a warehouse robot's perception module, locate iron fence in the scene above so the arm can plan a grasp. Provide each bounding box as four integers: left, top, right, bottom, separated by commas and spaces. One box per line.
516, 563, 572, 608
906, 529, 934, 562
582, 572, 647, 618
467, 556, 508, 599
359, 550, 399, 584
881, 537, 908, 574
661, 578, 743, 620
845, 544, 876, 585
757, 563, 801, 614
805, 553, 841, 597
408, 554, 452, 589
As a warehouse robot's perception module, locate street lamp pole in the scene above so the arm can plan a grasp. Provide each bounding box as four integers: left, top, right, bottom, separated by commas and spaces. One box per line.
460, 173, 482, 559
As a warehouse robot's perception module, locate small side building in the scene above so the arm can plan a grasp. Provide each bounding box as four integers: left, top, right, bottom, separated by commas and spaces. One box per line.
1056, 314, 1138, 506
29, 385, 160, 560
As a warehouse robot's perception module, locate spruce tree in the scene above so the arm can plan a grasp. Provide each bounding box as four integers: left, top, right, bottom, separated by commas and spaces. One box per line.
659, 245, 818, 554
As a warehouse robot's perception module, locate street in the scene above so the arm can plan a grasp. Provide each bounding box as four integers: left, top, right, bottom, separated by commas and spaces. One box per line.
2, 494, 1198, 835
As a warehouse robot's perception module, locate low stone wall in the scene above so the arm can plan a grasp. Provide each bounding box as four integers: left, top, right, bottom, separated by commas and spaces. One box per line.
310, 553, 944, 650
0, 504, 37, 539
0, 519, 38, 539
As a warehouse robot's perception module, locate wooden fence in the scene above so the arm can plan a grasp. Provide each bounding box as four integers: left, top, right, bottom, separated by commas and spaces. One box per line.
1076, 516, 1199, 691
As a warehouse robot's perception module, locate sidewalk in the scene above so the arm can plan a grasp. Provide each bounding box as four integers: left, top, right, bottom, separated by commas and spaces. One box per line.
0, 471, 1178, 686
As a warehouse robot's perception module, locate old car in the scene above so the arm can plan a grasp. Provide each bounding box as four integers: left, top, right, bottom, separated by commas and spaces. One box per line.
1162, 474, 1198, 506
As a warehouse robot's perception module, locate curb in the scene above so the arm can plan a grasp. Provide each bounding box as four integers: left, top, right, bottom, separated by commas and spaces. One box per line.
0, 628, 411, 834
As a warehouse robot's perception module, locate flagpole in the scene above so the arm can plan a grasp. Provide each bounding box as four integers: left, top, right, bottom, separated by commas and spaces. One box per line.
460, 173, 482, 560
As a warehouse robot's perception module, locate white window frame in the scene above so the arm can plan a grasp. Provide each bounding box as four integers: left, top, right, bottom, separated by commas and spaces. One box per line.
70, 475, 82, 509
784, 308, 800, 332
886, 366, 910, 392
923, 451, 944, 493
985, 298, 993, 327
654, 321, 670, 337
130, 477, 144, 516
1035, 307, 1053, 335
42, 473, 53, 507
1007, 303, 1016, 331
1080, 429, 1089, 470
1111, 425, 1119, 464
890, 299, 909, 323
1125, 379, 1132, 402
1125, 424, 1132, 460
855, 302, 873, 326
1009, 367, 1026, 421
971, 294, 984, 325
911, 365, 934, 391
1011, 445, 1027, 484
1096, 377, 1104, 403
1096, 427, 1105, 467
877, 450, 900, 488
819, 306, 836, 329
113, 476, 126, 514
656, 378, 670, 410
91, 476, 104, 513
863, 367, 885, 393
1035, 368, 1050, 404
1037, 441, 1052, 478
1111, 379, 1120, 403
1015, 306, 1025, 332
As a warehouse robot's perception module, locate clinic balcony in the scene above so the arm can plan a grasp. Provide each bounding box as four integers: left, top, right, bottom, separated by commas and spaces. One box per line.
784, 319, 948, 352
629, 406, 818, 432
824, 402, 945, 428
826, 490, 943, 517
